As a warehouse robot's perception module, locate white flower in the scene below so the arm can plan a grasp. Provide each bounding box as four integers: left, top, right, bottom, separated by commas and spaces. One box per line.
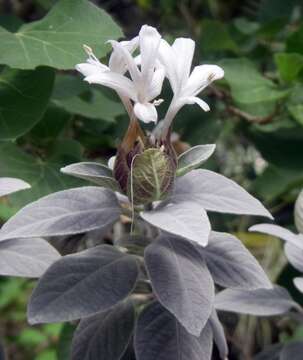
157, 38, 224, 137
76, 25, 165, 124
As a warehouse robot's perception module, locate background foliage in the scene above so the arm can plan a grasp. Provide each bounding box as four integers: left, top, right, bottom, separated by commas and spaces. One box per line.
0, 0, 302, 359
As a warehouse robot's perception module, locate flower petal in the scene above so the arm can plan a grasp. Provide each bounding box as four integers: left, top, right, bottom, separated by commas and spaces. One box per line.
172, 38, 195, 89
75, 62, 108, 77
146, 67, 165, 101
139, 25, 161, 84
183, 64, 224, 97
134, 102, 158, 124
184, 96, 210, 112
108, 156, 116, 170
158, 39, 179, 94
108, 36, 139, 74
84, 71, 137, 101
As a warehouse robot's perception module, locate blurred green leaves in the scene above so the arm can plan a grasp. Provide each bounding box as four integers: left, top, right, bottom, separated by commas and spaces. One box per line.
0, 0, 122, 70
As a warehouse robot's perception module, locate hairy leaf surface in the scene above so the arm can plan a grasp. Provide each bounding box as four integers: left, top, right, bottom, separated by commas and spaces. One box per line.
0, 177, 30, 197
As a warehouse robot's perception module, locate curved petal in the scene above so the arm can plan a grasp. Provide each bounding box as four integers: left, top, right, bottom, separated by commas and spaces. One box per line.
75, 62, 108, 77
183, 64, 224, 97
139, 25, 161, 84
294, 277, 303, 293
146, 67, 165, 101
108, 156, 116, 170
183, 96, 210, 112
84, 71, 137, 101
172, 38, 195, 89
134, 102, 158, 124
109, 36, 139, 74
158, 39, 179, 94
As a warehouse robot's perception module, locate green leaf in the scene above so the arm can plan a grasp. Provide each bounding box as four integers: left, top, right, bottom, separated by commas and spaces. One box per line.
0, 0, 123, 70
200, 20, 239, 53
275, 53, 303, 83
52, 73, 89, 100
0, 141, 84, 208
57, 323, 75, 360
288, 104, 303, 126
0, 67, 54, 140
53, 89, 124, 122
220, 58, 289, 104
287, 25, 303, 55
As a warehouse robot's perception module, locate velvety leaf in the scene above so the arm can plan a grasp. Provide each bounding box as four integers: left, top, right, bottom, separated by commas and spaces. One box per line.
250, 224, 303, 249
199, 231, 272, 290
0, 178, 30, 197
71, 301, 135, 360
61, 162, 120, 191
145, 235, 214, 336
135, 301, 213, 360
220, 58, 289, 105
141, 201, 211, 246
0, 238, 60, 277
0, 187, 121, 241
177, 144, 216, 176
0, 0, 122, 69
295, 190, 303, 234
172, 169, 272, 218
0, 67, 54, 140
209, 310, 228, 360
284, 243, 303, 272
28, 245, 138, 324
275, 53, 303, 83
0, 141, 84, 209
53, 89, 124, 122
280, 341, 303, 360
215, 286, 299, 316
293, 277, 303, 293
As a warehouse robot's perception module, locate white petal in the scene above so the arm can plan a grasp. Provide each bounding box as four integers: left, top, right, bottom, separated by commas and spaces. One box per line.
172, 38, 195, 89
84, 71, 137, 101
134, 102, 158, 124
75, 62, 108, 77
294, 277, 303, 293
108, 36, 139, 74
146, 67, 165, 101
183, 64, 224, 97
108, 156, 116, 170
109, 40, 141, 84
184, 96, 210, 111
139, 25, 161, 84
158, 39, 179, 94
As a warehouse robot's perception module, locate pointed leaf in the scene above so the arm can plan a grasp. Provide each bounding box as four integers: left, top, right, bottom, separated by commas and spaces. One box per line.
0, 177, 30, 197
141, 201, 211, 246
135, 301, 213, 360
295, 190, 303, 234
209, 310, 228, 360
177, 144, 216, 176
28, 245, 138, 324
71, 301, 135, 360
284, 243, 303, 272
0, 187, 121, 242
198, 232, 272, 290
215, 286, 299, 316
0, 238, 60, 278
172, 170, 272, 218
0, 0, 122, 70
61, 162, 120, 191
145, 235, 214, 336
250, 224, 303, 249
0, 67, 54, 140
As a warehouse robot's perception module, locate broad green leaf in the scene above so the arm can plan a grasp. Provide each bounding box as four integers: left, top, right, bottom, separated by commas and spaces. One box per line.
220, 58, 289, 105
53, 89, 124, 122
0, 0, 123, 69
0, 142, 83, 208
288, 104, 303, 126
275, 53, 303, 83
52, 74, 89, 100
0, 67, 54, 140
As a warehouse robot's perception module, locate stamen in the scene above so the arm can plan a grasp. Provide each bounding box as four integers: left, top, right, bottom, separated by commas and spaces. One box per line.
153, 99, 164, 106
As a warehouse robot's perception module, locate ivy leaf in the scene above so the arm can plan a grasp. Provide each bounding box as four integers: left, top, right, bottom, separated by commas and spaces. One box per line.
177, 144, 216, 177
0, 177, 30, 197
145, 235, 214, 336
0, 67, 54, 140
135, 301, 213, 360
71, 301, 135, 360
28, 245, 138, 324
215, 286, 299, 316
0, 0, 122, 70
61, 162, 120, 191
0, 238, 60, 278
0, 187, 121, 241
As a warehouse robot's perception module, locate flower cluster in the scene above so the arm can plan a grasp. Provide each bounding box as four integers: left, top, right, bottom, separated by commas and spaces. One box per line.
76, 25, 224, 138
